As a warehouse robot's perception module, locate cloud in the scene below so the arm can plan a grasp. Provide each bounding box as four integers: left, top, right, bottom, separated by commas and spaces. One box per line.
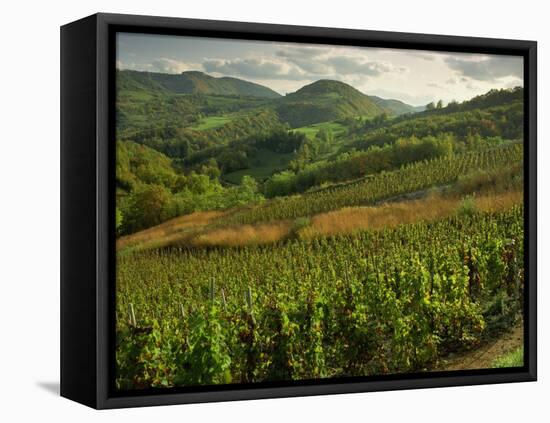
149, 58, 201, 74
202, 57, 305, 80
275, 46, 327, 59
444, 55, 523, 82
406, 51, 439, 61
445, 76, 469, 85
117, 58, 201, 74
327, 56, 407, 76
116, 60, 140, 71
249, 46, 409, 81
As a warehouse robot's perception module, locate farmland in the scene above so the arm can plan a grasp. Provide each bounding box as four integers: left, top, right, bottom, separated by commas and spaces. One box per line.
115, 67, 525, 390
116, 206, 524, 388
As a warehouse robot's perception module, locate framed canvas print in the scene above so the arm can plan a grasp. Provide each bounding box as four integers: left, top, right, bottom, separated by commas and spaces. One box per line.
60, 13, 537, 409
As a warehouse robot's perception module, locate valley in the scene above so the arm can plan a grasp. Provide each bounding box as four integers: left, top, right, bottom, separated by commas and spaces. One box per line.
114, 68, 525, 390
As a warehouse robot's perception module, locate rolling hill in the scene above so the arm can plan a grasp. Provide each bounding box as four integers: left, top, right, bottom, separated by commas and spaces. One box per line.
369, 95, 425, 115
117, 69, 281, 98
275, 80, 386, 127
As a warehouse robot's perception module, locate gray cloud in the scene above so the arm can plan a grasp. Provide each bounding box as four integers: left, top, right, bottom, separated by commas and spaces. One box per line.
280, 56, 332, 76
406, 51, 438, 61
149, 58, 199, 74
202, 52, 407, 82
265, 46, 410, 81
445, 55, 523, 81
445, 76, 469, 85
202, 58, 304, 80
275, 46, 326, 59
327, 56, 407, 76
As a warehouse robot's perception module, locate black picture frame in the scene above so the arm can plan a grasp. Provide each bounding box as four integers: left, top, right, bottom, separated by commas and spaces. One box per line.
60, 12, 537, 409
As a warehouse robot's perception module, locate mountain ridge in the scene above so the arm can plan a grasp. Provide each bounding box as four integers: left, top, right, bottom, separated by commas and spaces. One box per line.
117, 69, 422, 118
117, 69, 282, 98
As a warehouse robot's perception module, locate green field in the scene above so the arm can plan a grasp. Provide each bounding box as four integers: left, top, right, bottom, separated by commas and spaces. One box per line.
223, 148, 295, 184
188, 115, 233, 131
293, 121, 347, 139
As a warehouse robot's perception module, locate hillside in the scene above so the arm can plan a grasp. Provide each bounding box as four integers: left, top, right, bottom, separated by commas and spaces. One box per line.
369, 95, 424, 115
276, 80, 385, 127
117, 69, 281, 98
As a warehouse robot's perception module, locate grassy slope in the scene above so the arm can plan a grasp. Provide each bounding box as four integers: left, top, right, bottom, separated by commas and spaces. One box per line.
293, 121, 347, 139
189, 115, 234, 131
223, 149, 295, 184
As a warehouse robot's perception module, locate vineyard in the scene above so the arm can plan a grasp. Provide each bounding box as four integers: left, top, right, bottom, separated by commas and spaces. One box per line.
116, 206, 524, 389
218, 143, 523, 226
114, 66, 525, 390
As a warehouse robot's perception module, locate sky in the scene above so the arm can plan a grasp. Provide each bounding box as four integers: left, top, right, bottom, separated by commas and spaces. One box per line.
116, 32, 523, 107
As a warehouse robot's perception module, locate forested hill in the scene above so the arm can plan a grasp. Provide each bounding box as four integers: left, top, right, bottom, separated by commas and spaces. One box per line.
409, 86, 523, 118
276, 80, 385, 127
117, 69, 282, 98
115, 81, 524, 236
369, 95, 425, 115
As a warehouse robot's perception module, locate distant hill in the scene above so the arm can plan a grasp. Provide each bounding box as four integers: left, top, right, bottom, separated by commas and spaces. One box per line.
369, 96, 424, 115
276, 80, 385, 127
117, 70, 281, 99
391, 87, 524, 123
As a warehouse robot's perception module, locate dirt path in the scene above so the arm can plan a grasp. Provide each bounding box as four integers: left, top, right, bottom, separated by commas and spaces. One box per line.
438, 322, 524, 371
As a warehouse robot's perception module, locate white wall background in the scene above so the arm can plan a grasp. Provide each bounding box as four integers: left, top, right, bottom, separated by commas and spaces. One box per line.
1, 0, 546, 420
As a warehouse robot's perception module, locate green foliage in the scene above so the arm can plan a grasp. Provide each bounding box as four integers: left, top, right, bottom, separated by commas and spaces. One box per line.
174, 306, 232, 385
293, 121, 346, 140
491, 347, 524, 368
188, 115, 233, 131
223, 149, 295, 184
118, 69, 281, 99
114, 73, 525, 390
116, 139, 268, 235
224, 143, 522, 226
456, 196, 478, 217
453, 165, 523, 196
369, 96, 422, 115
116, 320, 176, 389
116, 140, 178, 192
272, 133, 455, 196
276, 80, 385, 127
349, 91, 523, 151
290, 217, 311, 239
121, 184, 172, 234
116, 206, 524, 388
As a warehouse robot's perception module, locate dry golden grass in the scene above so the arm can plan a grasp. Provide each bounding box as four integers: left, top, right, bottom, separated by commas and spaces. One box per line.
118, 190, 523, 251
475, 190, 523, 212
299, 196, 456, 239
116, 210, 225, 250
299, 190, 523, 239
192, 221, 292, 247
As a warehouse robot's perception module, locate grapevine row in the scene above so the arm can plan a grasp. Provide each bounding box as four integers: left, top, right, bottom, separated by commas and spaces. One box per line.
218, 143, 523, 226
116, 206, 524, 389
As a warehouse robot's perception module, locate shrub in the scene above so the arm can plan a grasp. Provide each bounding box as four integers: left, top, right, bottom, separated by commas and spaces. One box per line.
456, 196, 478, 217
291, 217, 311, 239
